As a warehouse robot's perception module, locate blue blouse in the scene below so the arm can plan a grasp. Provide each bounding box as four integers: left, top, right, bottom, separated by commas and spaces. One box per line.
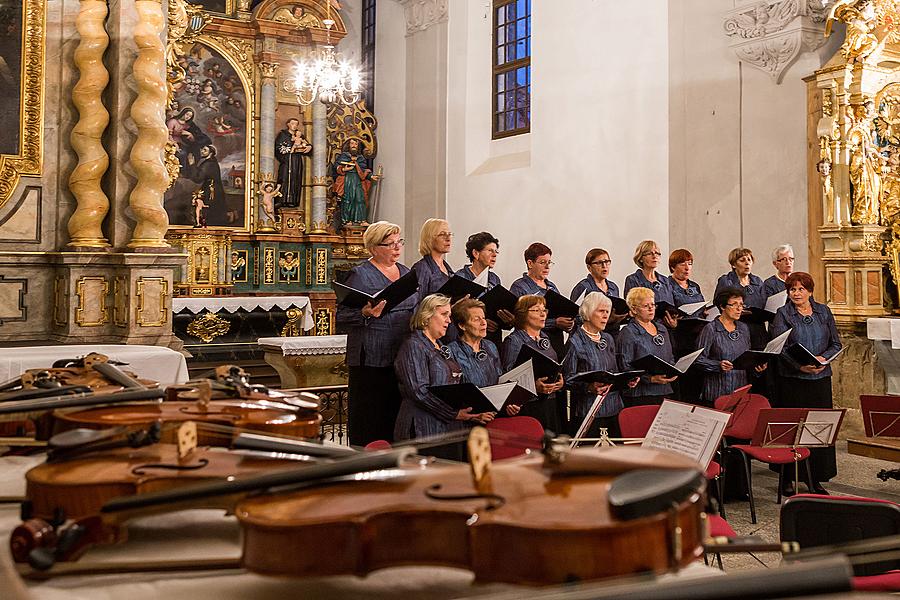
455, 264, 501, 290
509, 275, 564, 333
569, 276, 620, 302
670, 279, 705, 307
394, 330, 466, 440
623, 270, 675, 305
449, 338, 502, 388
412, 255, 457, 342
762, 274, 787, 299
695, 318, 751, 404
770, 300, 842, 380
562, 327, 624, 419
616, 319, 675, 398
336, 261, 418, 368
714, 271, 765, 309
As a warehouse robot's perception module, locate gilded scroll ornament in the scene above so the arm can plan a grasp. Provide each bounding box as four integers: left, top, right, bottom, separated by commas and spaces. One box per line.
186, 312, 230, 342
128, 0, 172, 249
208, 35, 254, 81
314, 307, 332, 336
67, 0, 111, 249
826, 0, 900, 65
166, 0, 207, 107
848, 102, 883, 225
280, 307, 304, 336
135, 276, 169, 326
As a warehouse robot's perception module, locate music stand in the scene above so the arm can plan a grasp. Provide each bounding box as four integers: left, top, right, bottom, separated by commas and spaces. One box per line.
569, 387, 611, 448
750, 408, 846, 488
860, 395, 900, 438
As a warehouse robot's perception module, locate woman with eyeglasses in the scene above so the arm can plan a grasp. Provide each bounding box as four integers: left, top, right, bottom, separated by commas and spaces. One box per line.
456, 231, 514, 346
570, 248, 626, 333
412, 218, 457, 341
763, 244, 794, 299
695, 287, 767, 406
714, 247, 767, 350
616, 287, 678, 406
336, 221, 418, 447
623, 240, 677, 329
510, 242, 574, 358
563, 292, 638, 438
769, 272, 841, 494
449, 298, 520, 416
501, 295, 565, 432
394, 294, 495, 459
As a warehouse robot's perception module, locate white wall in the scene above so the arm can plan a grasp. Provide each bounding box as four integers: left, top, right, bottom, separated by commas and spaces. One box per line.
443, 0, 671, 294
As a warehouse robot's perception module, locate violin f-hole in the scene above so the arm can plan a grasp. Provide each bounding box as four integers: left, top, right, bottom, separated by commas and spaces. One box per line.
423, 483, 506, 511
131, 458, 210, 475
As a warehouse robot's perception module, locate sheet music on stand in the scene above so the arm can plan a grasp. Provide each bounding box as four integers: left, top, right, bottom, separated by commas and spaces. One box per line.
641, 400, 731, 469
859, 395, 900, 438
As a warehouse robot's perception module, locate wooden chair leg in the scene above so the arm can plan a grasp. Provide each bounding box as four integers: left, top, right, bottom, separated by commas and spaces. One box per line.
717, 475, 726, 519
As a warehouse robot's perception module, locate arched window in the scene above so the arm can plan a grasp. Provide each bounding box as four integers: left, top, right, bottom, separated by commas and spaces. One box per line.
492, 0, 531, 139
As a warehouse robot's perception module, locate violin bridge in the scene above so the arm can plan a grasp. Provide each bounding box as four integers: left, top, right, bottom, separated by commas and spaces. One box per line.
467, 427, 493, 494
177, 421, 198, 460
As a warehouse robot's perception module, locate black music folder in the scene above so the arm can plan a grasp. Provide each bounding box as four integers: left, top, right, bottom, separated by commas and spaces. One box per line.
730, 329, 792, 371
480, 285, 518, 323
435, 275, 486, 304
429, 382, 535, 414
785, 343, 844, 367
514, 344, 563, 380
632, 348, 703, 378
332, 269, 418, 313
544, 288, 580, 319
739, 291, 787, 325
568, 369, 645, 388
608, 295, 630, 316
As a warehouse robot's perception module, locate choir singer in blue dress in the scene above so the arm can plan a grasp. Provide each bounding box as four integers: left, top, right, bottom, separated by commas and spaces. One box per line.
563, 292, 638, 438
714, 247, 767, 350
394, 294, 495, 458
617, 287, 678, 407
624, 240, 677, 328
763, 244, 794, 299
336, 221, 418, 447
411, 218, 457, 341
456, 231, 514, 346
510, 242, 574, 358
570, 248, 626, 334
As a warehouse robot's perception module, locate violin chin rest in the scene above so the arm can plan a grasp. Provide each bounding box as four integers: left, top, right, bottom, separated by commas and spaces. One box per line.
607, 469, 705, 521
48, 426, 127, 449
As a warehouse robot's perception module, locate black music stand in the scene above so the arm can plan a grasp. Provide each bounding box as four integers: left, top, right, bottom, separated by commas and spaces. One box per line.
860, 395, 900, 438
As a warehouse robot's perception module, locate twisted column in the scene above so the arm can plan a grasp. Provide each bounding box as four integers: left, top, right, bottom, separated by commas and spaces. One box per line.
127, 0, 170, 249
67, 0, 111, 249
309, 98, 327, 233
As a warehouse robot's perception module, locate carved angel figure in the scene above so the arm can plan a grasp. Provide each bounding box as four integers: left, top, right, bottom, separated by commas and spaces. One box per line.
848, 102, 884, 224
257, 180, 282, 225
271, 6, 320, 28
826, 0, 885, 64
817, 156, 836, 224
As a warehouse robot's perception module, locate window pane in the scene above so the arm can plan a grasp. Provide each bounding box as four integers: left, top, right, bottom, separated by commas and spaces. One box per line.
506, 71, 516, 89
506, 3, 517, 22
516, 66, 528, 87
496, 93, 505, 112
496, 25, 505, 45
496, 73, 505, 92
517, 17, 527, 42
506, 111, 515, 131
496, 6, 506, 26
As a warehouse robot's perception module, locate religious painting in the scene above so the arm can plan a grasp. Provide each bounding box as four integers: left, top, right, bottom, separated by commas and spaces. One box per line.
230, 249, 248, 282
165, 41, 249, 229
0, 0, 22, 157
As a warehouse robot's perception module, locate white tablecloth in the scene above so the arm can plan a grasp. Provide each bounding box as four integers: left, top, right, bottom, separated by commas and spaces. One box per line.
257, 335, 347, 356
0, 345, 189, 386
173, 296, 314, 332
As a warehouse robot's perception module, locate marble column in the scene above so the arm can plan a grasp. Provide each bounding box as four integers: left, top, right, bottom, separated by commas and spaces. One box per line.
309, 98, 328, 233
67, 0, 111, 250
127, 0, 171, 250
258, 62, 278, 230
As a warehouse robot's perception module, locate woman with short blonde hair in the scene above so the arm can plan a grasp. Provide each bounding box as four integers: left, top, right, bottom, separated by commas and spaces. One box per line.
714, 246, 767, 350
623, 240, 676, 308
412, 218, 457, 340
336, 220, 416, 447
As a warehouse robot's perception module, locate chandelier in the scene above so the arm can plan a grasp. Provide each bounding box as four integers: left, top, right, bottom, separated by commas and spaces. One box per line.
287, 11, 362, 105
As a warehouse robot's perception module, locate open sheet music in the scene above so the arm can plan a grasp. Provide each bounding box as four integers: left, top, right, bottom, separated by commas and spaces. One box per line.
499, 359, 536, 395
641, 400, 731, 468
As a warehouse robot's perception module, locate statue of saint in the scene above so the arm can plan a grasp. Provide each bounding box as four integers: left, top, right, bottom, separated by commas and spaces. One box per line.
333, 138, 380, 227
817, 157, 835, 224
881, 149, 900, 225
848, 102, 883, 225
275, 118, 312, 210
826, 0, 887, 64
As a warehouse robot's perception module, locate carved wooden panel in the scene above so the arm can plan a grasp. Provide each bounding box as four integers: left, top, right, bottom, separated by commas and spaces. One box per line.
868, 271, 882, 305
0, 276, 26, 324
830, 270, 846, 304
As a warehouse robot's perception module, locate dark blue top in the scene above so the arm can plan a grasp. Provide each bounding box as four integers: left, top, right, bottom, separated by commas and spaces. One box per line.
695, 318, 751, 404
616, 319, 675, 398
770, 300, 842, 380
509, 275, 564, 333
562, 327, 624, 419
623, 270, 675, 305
569, 276, 620, 302
455, 264, 501, 290
500, 329, 560, 406
393, 330, 466, 440
336, 261, 418, 368
763, 274, 787, 299
714, 271, 766, 309
449, 338, 501, 388
670, 279, 705, 307
412, 255, 457, 342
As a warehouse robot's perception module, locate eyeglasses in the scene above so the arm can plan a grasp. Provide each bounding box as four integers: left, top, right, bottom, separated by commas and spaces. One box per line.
528, 307, 548, 314
775, 256, 795, 263
590, 260, 612, 266
479, 248, 500, 255
725, 302, 745, 309
436, 232, 453, 239
642, 251, 662, 257
637, 303, 655, 310
534, 260, 554, 267
377, 239, 405, 249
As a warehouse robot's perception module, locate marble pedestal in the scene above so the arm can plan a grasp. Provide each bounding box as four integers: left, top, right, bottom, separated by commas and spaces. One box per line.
257, 334, 347, 388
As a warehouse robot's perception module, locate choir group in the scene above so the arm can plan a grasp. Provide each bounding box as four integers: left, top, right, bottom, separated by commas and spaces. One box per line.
336, 219, 842, 493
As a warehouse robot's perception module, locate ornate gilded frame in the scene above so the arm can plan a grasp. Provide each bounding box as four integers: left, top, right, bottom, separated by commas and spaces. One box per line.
0, 0, 45, 208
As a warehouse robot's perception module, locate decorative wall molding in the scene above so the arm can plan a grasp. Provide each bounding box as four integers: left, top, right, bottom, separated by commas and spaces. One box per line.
394, 0, 448, 36
723, 0, 830, 83
0, 276, 27, 325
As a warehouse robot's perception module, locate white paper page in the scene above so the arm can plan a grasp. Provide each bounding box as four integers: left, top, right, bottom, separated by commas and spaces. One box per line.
642, 400, 731, 467
706, 307, 721, 320
800, 410, 843, 445
765, 290, 788, 313
674, 348, 704, 373
478, 381, 517, 411
574, 289, 587, 306
473, 267, 490, 288
822, 347, 844, 364
500, 359, 536, 395
678, 301, 708, 315
764, 328, 793, 354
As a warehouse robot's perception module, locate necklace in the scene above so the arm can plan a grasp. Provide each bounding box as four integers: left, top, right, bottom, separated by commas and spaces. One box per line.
582, 326, 608, 350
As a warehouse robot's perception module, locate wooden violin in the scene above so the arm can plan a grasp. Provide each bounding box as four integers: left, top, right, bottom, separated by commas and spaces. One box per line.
19, 438, 708, 585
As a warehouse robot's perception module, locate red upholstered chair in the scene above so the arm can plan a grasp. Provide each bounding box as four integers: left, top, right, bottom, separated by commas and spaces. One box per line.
781, 494, 900, 591
485, 416, 544, 460
618, 405, 725, 515
364, 440, 392, 451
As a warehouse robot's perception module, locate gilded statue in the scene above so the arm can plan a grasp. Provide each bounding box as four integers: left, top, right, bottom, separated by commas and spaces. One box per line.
848, 102, 884, 225
826, 0, 886, 64
817, 157, 836, 224
271, 6, 320, 28
881, 149, 900, 224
